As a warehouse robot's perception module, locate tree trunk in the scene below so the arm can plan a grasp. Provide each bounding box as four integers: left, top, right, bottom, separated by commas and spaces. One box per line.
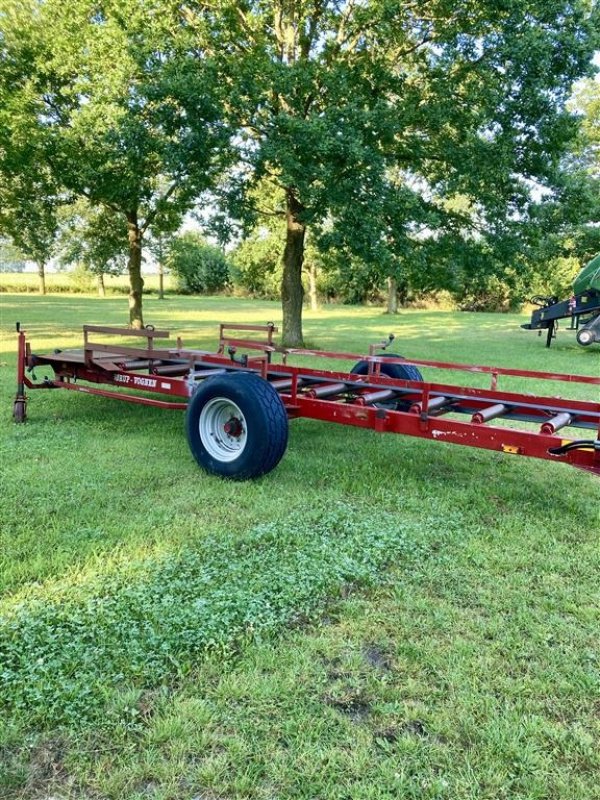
98, 273, 106, 297
156, 234, 164, 300
307, 259, 318, 311
386, 276, 398, 314
158, 263, 165, 300
281, 191, 305, 347
158, 260, 164, 300
127, 212, 144, 328
37, 262, 46, 295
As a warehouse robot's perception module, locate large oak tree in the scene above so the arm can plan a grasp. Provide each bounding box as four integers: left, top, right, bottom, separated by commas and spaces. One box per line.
204, 0, 597, 344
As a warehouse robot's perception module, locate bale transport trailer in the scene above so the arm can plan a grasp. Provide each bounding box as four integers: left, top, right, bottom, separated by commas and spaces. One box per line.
14, 322, 600, 479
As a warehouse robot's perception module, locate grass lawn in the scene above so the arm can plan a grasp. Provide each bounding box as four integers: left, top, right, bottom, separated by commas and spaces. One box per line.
1, 293, 599, 800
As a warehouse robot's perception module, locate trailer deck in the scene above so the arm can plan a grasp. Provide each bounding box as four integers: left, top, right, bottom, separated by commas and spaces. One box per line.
14, 322, 600, 479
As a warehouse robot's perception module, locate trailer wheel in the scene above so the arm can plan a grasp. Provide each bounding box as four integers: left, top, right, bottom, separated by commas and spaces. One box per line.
351, 353, 423, 382
185, 372, 288, 480
576, 328, 596, 347
13, 398, 26, 423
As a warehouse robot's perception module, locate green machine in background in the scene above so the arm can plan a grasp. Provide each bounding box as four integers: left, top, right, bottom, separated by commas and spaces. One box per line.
573, 253, 600, 297
522, 253, 600, 347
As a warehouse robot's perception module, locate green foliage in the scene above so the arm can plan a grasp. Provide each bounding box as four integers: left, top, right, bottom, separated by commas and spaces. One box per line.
1, 0, 598, 323
511, 78, 600, 302
456, 275, 521, 313
0, 167, 60, 272
68, 263, 98, 293
0, 0, 234, 321
570, 76, 600, 179
530, 254, 582, 300
57, 200, 128, 278
231, 229, 284, 299
318, 249, 384, 305
0, 501, 442, 728
0, 239, 26, 273
212, 0, 597, 335
167, 232, 230, 294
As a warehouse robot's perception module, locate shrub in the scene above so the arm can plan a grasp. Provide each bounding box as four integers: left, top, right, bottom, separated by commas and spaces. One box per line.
70, 263, 97, 293
529, 256, 582, 301
166, 233, 230, 294
456, 274, 523, 312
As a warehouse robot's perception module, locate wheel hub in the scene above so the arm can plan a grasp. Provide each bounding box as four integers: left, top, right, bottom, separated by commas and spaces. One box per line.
223, 417, 244, 438
198, 397, 248, 462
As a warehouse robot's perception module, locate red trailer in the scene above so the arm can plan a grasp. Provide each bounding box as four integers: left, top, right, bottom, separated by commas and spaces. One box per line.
14, 322, 600, 479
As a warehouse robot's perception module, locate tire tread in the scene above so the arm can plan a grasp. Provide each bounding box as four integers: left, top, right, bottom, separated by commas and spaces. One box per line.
185, 371, 288, 479
351, 353, 423, 382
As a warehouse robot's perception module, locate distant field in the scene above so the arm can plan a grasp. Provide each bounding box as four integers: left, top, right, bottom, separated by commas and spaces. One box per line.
1, 293, 599, 800
0, 271, 175, 294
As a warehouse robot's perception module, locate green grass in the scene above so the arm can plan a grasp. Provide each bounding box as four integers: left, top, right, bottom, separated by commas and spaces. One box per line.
0, 294, 599, 799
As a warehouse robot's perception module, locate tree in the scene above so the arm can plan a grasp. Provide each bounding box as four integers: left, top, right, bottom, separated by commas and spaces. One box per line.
57, 200, 128, 295
231, 229, 284, 299
210, 1, 402, 344
228, 180, 324, 305
571, 75, 600, 179
146, 233, 168, 300
208, 0, 597, 343
0, 238, 26, 272
516, 75, 600, 300
0, 45, 63, 293
0, 168, 60, 293
567, 74, 600, 261
0, 0, 232, 326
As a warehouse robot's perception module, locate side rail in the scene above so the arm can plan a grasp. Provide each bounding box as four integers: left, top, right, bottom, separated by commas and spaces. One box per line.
83, 325, 171, 366
218, 322, 279, 356
282, 346, 600, 390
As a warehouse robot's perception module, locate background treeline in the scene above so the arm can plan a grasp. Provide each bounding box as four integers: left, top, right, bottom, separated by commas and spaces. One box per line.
3, 223, 599, 315
0, 1, 599, 343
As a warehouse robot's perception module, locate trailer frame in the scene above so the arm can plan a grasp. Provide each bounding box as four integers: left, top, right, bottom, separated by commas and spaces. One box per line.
14, 322, 600, 478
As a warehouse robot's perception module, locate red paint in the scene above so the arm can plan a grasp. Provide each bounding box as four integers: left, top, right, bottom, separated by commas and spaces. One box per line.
17, 323, 600, 476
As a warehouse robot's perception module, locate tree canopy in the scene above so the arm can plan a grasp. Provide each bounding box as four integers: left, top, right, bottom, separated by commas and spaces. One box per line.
204, 0, 598, 342
0, 0, 597, 329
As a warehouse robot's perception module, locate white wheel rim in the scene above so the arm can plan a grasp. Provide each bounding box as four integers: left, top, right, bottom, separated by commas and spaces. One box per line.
199, 397, 248, 462
579, 331, 592, 344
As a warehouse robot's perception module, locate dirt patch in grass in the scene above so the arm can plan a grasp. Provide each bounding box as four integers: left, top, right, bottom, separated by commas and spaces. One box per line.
23, 736, 71, 798
324, 690, 371, 722
362, 643, 394, 672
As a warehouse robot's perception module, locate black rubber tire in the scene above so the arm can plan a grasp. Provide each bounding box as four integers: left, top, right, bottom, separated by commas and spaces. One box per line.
351, 353, 423, 382
185, 371, 288, 480
13, 399, 26, 423
576, 328, 596, 347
